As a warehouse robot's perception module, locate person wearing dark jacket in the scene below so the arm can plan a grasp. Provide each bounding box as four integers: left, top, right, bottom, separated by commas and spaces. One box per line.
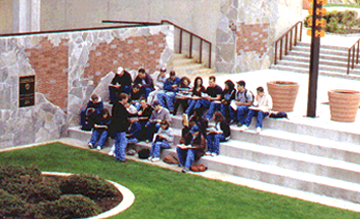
109, 66, 132, 103
133, 68, 154, 98
220, 80, 236, 123
177, 125, 207, 173
157, 70, 181, 113
88, 108, 111, 151
137, 98, 153, 141
112, 93, 132, 163
206, 111, 230, 157
80, 94, 104, 131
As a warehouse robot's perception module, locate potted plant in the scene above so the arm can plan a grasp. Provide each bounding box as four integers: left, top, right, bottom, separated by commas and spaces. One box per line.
266, 81, 300, 112
328, 89, 360, 122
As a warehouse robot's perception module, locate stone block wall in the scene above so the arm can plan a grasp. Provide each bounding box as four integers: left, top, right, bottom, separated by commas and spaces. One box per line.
0, 24, 174, 148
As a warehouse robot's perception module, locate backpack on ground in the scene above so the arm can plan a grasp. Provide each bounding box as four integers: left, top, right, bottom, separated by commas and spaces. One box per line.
163, 153, 179, 164
190, 164, 208, 172
138, 148, 150, 159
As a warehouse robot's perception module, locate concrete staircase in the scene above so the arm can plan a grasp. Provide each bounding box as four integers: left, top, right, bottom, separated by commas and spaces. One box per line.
171, 53, 216, 79
271, 42, 360, 79
68, 109, 360, 204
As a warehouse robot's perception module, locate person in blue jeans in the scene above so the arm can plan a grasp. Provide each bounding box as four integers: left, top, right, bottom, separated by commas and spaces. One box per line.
177, 125, 206, 173
145, 100, 172, 143
183, 77, 206, 117
80, 94, 103, 131
133, 68, 154, 98
239, 86, 273, 134
88, 108, 111, 151
234, 80, 254, 127
111, 93, 132, 163
149, 119, 174, 162
157, 70, 181, 113
192, 75, 222, 121
220, 80, 236, 124
126, 117, 142, 144
206, 112, 231, 156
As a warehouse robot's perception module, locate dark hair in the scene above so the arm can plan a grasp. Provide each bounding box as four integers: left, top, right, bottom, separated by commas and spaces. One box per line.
224, 80, 235, 91
138, 68, 146, 74
170, 70, 176, 76
180, 76, 191, 88
90, 94, 99, 102
119, 93, 129, 101
194, 77, 203, 89
237, 80, 246, 87
256, 86, 264, 93
214, 111, 226, 123
209, 75, 216, 82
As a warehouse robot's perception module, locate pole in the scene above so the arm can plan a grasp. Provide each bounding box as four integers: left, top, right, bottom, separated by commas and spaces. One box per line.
306, 0, 320, 117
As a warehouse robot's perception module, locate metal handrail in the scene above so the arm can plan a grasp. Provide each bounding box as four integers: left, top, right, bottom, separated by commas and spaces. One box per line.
274, 21, 303, 65
103, 20, 212, 68
347, 39, 360, 74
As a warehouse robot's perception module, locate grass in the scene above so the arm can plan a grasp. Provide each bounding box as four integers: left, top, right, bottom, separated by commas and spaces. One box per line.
1, 142, 360, 219
325, 4, 360, 8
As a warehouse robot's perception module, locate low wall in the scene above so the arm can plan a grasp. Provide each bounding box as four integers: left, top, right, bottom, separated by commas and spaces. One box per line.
0, 25, 174, 148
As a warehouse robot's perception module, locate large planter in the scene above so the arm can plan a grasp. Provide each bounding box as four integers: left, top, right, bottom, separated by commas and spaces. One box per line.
328, 89, 360, 122
267, 81, 300, 112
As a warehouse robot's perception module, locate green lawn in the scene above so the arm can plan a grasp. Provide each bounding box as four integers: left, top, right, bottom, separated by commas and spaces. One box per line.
1, 143, 359, 219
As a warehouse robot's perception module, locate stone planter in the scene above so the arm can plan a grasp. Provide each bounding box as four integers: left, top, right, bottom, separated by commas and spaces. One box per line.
328, 89, 360, 122
267, 81, 300, 112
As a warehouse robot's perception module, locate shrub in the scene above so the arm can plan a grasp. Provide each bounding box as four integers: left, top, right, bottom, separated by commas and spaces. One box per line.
60, 173, 118, 199
0, 189, 27, 218
26, 182, 61, 203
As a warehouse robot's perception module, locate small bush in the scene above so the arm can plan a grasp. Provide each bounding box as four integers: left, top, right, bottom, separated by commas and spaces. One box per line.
27, 182, 61, 203
60, 173, 118, 199
0, 189, 27, 218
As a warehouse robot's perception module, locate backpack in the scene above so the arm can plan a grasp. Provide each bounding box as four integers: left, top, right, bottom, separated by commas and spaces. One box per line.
269, 112, 288, 119
190, 164, 208, 172
244, 89, 255, 103
163, 153, 179, 164
138, 148, 150, 159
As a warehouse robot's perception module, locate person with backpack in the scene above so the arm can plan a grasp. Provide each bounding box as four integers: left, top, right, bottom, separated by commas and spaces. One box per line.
234, 80, 254, 127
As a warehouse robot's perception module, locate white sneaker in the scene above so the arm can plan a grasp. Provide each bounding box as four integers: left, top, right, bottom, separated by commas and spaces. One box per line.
148, 156, 153, 161
239, 125, 249, 131
152, 157, 160, 162
205, 151, 211, 156
108, 151, 114, 156
88, 143, 93, 149
256, 127, 262, 134
211, 152, 217, 157
96, 146, 101, 151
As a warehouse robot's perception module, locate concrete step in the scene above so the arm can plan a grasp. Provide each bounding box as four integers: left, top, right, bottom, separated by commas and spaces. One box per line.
173, 57, 197, 65
283, 55, 351, 68
219, 140, 360, 183
173, 53, 188, 59
288, 50, 350, 62
297, 42, 349, 52
271, 64, 360, 80
197, 155, 360, 203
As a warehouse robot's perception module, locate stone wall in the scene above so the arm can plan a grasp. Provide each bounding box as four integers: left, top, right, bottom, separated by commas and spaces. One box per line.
0, 0, 13, 34
0, 25, 174, 148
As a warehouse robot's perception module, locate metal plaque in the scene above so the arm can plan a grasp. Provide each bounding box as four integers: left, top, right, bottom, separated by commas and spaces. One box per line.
19, 75, 35, 107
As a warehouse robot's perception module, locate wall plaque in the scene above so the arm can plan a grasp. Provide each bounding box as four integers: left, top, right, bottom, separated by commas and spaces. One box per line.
19, 75, 35, 107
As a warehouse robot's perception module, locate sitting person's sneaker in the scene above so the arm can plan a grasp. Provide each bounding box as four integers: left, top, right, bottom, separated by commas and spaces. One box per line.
239, 125, 249, 131
237, 123, 243, 127
256, 127, 262, 134
88, 143, 93, 149
181, 168, 190, 173
96, 146, 101, 151
151, 157, 160, 162
145, 140, 150, 143
211, 152, 218, 157
205, 151, 211, 156
148, 156, 153, 161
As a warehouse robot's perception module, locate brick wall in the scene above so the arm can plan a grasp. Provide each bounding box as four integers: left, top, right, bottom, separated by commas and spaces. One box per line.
236, 23, 270, 58
85, 33, 166, 85
25, 37, 69, 110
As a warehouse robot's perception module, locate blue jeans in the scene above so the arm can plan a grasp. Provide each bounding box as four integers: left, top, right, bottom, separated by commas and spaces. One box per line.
157, 91, 176, 111
146, 122, 161, 142
206, 133, 225, 155
220, 104, 235, 122
244, 110, 269, 128
142, 87, 153, 98
89, 129, 108, 148
150, 141, 171, 157
236, 105, 249, 124
206, 101, 220, 120
177, 147, 196, 169
185, 99, 198, 115
114, 131, 127, 161
127, 137, 139, 144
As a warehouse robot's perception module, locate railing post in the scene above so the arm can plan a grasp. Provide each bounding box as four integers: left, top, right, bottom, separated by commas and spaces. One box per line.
357, 41, 360, 64
274, 41, 278, 65
299, 22, 303, 42
289, 30, 293, 51
179, 29, 183, 54
199, 40, 203, 64
285, 34, 288, 55
352, 46, 356, 69
280, 39, 283, 60
347, 49, 351, 75
189, 34, 193, 58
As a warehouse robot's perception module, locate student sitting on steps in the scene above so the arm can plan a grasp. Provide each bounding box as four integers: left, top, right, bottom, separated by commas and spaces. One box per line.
148, 119, 174, 162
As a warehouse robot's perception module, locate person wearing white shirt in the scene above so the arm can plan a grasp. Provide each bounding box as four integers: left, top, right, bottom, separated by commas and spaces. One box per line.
239, 86, 272, 133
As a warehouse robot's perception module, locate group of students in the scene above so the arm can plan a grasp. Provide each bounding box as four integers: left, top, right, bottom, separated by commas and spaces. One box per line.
81, 66, 273, 172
